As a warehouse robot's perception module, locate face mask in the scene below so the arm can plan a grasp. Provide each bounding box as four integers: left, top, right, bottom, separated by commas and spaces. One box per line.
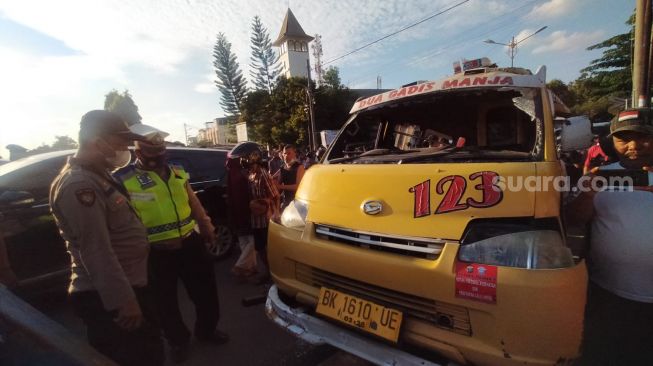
106, 149, 132, 169
141, 155, 168, 169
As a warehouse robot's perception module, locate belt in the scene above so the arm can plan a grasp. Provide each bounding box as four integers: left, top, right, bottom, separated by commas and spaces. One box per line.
150, 230, 195, 250
147, 216, 193, 236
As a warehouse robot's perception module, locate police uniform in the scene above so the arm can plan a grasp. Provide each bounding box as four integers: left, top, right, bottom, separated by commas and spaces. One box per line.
50, 157, 164, 366
115, 129, 222, 357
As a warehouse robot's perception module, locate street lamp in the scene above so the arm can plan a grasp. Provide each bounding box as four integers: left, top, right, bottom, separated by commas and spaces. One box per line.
484, 26, 548, 67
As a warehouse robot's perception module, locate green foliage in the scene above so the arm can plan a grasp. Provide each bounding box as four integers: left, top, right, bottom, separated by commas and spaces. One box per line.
104, 90, 142, 126
51, 135, 78, 150
245, 77, 310, 146
554, 12, 633, 121
250, 16, 280, 93
26, 135, 78, 156
323, 66, 342, 89
579, 14, 633, 99
239, 71, 357, 148
213, 33, 248, 116
547, 79, 576, 107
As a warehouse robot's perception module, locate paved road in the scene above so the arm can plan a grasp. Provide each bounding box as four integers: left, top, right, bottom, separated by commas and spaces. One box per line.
24, 251, 373, 366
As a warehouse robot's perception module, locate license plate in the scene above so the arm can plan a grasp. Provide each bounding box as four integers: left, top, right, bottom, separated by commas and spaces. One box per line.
316, 287, 403, 343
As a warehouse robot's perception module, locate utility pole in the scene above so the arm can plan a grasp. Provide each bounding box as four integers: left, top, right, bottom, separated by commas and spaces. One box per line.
312, 34, 324, 86
485, 26, 547, 68
306, 59, 317, 151
633, 0, 652, 108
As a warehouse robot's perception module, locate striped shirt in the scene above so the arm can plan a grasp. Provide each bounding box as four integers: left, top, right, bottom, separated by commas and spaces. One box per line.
248, 165, 279, 229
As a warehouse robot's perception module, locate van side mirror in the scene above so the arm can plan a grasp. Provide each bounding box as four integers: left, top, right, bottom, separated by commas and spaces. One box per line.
558, 116, 593, 152
0, 191, 35, 208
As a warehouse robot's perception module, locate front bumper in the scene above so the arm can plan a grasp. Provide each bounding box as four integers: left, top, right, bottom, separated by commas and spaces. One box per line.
265, 284, 447, 366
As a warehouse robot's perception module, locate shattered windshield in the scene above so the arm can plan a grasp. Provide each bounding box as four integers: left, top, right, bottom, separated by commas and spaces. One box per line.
325, 87, 543, 164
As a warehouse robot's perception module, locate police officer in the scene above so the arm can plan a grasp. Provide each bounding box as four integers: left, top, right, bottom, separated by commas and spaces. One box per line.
49, 110, 164, 366
115, 125, 227, 363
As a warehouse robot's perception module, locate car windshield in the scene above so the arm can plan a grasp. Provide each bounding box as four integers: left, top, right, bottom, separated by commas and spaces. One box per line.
325, 87, 543, 164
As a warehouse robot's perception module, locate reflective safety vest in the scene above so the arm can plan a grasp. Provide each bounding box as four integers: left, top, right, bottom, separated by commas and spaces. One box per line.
117, 164, 195, 243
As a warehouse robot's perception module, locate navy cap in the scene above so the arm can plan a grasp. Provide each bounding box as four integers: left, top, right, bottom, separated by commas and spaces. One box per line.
610, 108, 653, 136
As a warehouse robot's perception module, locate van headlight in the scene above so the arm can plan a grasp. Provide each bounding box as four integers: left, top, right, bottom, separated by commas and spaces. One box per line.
458, 230, 574, 269
280, 200, 308, 229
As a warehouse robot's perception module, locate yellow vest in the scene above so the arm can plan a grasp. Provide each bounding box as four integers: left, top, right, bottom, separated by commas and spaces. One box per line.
119, 164, 195, 243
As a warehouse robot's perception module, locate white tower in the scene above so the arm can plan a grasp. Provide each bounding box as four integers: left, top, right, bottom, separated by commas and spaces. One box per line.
273, 8, 314, 79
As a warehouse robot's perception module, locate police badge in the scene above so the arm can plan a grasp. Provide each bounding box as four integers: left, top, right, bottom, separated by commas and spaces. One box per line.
136, 173, 156, 189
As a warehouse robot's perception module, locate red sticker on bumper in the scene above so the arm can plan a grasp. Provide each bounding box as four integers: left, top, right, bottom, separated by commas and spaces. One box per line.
455, 262, 497, 304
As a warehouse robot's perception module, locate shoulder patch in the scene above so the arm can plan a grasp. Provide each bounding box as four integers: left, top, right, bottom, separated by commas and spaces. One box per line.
75, 188, 96, 207
170, 164, 187, 179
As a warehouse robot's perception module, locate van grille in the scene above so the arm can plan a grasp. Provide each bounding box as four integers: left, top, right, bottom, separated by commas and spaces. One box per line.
295, 262, 472, 336
314, 224, 444, 260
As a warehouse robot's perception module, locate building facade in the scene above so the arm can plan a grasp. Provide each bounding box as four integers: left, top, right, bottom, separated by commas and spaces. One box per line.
196, 117, 234, 145
273, 8, 313, 79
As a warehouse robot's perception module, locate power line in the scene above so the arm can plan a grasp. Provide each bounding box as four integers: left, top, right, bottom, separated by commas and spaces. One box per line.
343, 0, 543, 88
323, 0, 471, 66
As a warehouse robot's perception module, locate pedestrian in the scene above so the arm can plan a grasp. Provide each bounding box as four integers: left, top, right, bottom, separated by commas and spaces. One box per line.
244, 147, 280, 283
114, 125, 227, 363
567, 108, 653, 365
304, 151, 317, 169
268, 147, 283, 177
226, 147, 257, 279
49, 110, 164, 366
583, 134, 609, 174
276, 144, 305, 210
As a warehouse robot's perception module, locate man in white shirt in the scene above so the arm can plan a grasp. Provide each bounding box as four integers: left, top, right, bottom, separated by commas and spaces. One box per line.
567, 108, 653, 365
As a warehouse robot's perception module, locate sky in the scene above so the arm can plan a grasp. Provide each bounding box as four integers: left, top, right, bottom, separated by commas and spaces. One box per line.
0, 0, 634, 159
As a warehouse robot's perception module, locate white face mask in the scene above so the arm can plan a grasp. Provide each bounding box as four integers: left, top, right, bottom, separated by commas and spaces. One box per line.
106, 149, 132, 169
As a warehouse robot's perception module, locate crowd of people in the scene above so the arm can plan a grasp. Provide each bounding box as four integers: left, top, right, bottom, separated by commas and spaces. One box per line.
226, 143, 312, 284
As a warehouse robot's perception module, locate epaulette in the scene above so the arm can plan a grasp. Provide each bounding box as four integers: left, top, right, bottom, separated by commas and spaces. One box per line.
113, 164, 138, 181
170, 163, 186, 178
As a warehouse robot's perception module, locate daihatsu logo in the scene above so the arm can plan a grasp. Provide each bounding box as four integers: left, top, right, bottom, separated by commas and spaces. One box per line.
362, 201, 383, 215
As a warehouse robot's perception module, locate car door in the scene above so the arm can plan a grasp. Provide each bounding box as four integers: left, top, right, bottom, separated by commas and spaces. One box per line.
0, 153, 72, 293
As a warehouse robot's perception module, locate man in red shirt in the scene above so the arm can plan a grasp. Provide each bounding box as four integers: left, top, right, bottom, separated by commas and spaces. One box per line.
583, 135, 608, 174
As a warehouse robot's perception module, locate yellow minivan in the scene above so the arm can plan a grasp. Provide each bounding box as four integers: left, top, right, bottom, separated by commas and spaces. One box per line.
265, 61, 589, 366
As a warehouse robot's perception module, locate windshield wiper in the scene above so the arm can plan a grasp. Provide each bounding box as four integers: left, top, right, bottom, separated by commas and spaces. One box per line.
328, 148, 416, 164
398, 146, 460, 163
399, 148, 532, 163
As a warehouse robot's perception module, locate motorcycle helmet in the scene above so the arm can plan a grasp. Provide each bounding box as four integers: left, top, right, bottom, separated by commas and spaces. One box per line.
228, 141, 262, 159
229, 141, 265, 168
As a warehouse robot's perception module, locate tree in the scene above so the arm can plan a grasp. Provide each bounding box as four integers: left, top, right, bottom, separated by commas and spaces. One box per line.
240, 77, 310, 146
51, 135, 78, 150
323, 66, 342, 89
579, 13, 633, 98
547, 79, 576, 107
249, 16, 280, 93
239, 73, 357, 147
25, 135, 78, 156
213, 33, 248, 116
104, 90, 142, 126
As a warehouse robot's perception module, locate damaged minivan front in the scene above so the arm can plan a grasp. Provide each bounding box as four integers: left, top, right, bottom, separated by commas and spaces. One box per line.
266, 62, 587, 366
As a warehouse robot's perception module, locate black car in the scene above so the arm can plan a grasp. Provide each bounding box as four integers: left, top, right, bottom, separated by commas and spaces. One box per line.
0, 147, 234, 297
